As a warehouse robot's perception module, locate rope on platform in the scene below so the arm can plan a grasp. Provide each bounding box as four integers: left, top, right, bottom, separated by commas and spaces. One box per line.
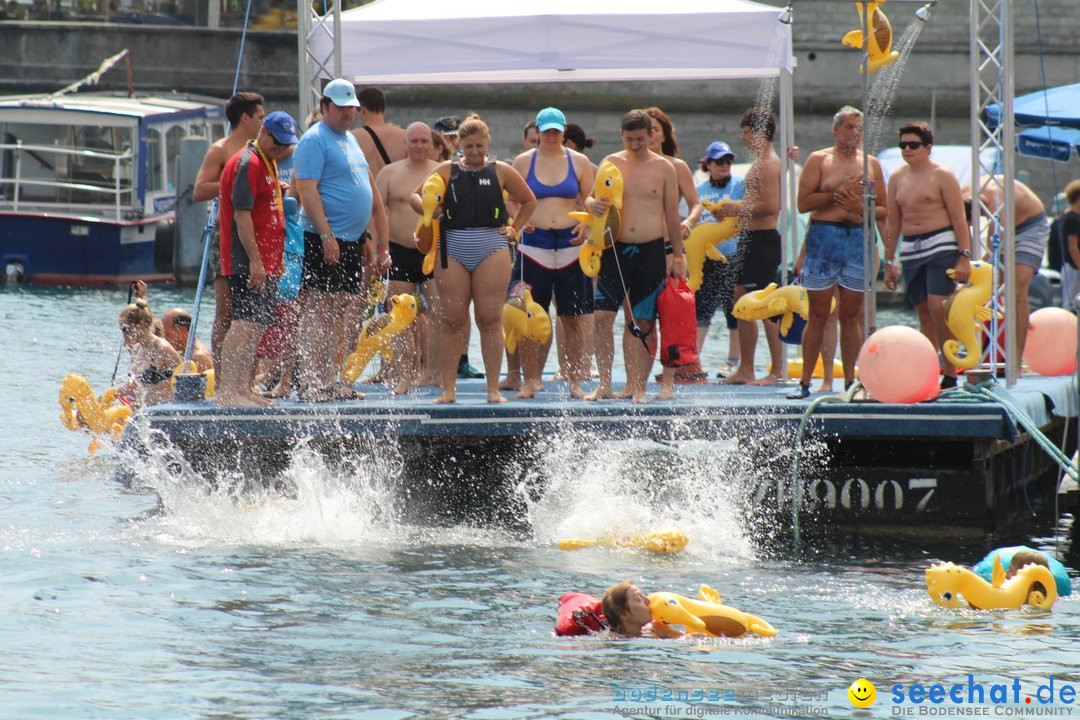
788, 379, 1080, 553
789, 380, 864, 552
939, 383, 1079, 484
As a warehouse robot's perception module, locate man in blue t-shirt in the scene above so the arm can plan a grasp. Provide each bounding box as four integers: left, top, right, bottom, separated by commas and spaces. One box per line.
294, 78, 390, 402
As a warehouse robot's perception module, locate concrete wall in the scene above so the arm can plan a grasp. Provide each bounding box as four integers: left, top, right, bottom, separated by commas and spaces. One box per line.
3, 2, 1080, 203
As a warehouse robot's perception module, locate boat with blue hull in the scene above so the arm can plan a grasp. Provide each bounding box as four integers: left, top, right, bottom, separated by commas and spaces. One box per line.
0, 92, 226, 285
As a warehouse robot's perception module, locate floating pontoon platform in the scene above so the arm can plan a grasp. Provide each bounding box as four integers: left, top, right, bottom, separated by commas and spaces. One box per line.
123, 375, 1078, 535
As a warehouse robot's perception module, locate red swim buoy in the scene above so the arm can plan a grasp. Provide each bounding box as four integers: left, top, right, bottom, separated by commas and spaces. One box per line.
658, 277, 698, 368
555, 592, 606, 636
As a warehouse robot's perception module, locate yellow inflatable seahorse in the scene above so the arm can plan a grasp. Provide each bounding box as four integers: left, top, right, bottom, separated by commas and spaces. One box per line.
732, 282, 814, 337
943, 260, 1000, 370
340, 293, 419, 384
502, 287, 551, 353
649, 585, 778, 638
415, 172, 445, 276
557, 530, 689, 554
684, 202, 738, 292
926, 555, 1058, 610
58, 373, 133, 453
842, 1, 900, 74
568, 160, 623, 278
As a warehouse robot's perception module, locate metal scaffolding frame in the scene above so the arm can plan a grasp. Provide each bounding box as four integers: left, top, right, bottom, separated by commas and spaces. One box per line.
970, 0, 1017, 386
297, 0, 341, 128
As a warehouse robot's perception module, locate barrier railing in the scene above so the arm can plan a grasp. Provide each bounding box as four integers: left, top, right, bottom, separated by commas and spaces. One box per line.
0, 141, 134, 221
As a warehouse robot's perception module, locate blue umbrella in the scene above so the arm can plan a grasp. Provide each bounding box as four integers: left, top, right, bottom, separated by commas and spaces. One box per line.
1016, 126, 1080, 163
986, 82, 1080, 130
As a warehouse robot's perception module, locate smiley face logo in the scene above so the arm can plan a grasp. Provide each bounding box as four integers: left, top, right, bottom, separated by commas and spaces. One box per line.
848, 678, 876, 708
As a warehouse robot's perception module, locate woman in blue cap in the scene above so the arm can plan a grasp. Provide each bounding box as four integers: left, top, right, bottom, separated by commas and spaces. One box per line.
509, 107, 596, 399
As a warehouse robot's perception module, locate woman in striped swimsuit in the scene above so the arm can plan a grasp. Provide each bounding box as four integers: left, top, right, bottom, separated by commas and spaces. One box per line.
411, 114, 537, 404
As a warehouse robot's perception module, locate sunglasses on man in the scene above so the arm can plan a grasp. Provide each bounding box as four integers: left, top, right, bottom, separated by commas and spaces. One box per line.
898, 141, 926, 150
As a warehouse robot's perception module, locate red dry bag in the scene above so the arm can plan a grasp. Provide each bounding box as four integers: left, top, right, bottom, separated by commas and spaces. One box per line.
658, 276, 698, 368
555, 593, 607, 636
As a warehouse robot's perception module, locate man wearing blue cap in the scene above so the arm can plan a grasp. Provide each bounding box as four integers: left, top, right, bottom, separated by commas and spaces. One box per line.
216, 110, 299, 407
294, 78, 390, 402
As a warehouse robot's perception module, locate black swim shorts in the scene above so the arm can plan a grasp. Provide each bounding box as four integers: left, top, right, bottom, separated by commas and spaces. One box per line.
301, 231, 365, 294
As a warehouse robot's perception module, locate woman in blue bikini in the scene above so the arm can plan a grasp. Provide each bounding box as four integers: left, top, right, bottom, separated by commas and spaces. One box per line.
411, 114, 536, 404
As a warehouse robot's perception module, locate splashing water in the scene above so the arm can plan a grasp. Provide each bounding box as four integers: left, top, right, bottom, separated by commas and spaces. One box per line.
116, 413, 829, 560
865, 20, 926, 155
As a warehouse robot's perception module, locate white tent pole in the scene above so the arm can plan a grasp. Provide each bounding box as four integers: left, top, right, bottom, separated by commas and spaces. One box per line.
780, 65, 796, 379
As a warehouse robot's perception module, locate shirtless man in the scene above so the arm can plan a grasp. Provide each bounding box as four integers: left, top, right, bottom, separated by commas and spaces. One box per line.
961, 176, 1050, 374
788, 106, 886, 398
884, 121, 972, 388
585, 109, 686, 404
192, 91, 265, 374
374, 122, 439, 393
715, 109, 784, 386
161, 308, 213, 372
353, 86, 407, 178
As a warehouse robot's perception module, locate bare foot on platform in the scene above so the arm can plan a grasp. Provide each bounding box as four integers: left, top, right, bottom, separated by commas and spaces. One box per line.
433, 392, 456, 404
612, 387, 633, 399
487, 390, 507, 403
631, 390, 650, 404
569, 382, 585, 399
513, 387, 535, 399
750, 373, 781, 387
498, 375, 521, 391
813, 380, 834, 394
718, 372, 753, 385
215, 392, 268, 408
391, 382, 413, 396
583, 384, 614, 401
656, 387, 674, 400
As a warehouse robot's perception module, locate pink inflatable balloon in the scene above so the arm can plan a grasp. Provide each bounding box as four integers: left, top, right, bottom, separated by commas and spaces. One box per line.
857, 325, 940, 403
1023, 307, 1078, 376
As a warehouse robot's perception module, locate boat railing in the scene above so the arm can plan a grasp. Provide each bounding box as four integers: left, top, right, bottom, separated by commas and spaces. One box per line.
0, 141, 135, 221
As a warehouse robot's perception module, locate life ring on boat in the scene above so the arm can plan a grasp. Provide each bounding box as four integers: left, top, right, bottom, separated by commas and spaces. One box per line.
58, 373, 133, 454
925, 555, 1058, 610
568, 160, 623, 278
973, 546, 1072, 598
555, 592, 607, 636
649, 585, 777, 638
171, 361, 215, 399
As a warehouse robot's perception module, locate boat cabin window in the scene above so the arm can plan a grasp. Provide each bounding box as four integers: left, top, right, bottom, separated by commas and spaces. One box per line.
0, 121, 133, 206
165, 125, 186, 191
146, 127, 164, 194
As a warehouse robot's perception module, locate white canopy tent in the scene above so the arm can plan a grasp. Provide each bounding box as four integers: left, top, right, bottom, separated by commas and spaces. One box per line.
320, 0, 793, 85
300, 0, 799, 258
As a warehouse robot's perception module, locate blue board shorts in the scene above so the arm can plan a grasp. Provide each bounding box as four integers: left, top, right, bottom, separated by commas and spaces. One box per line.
802, 220, 865, 292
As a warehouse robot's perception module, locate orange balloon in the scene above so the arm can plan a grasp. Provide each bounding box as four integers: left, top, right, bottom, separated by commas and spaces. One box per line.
1023, 307, 1078, 376
857, 325, 940, 403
